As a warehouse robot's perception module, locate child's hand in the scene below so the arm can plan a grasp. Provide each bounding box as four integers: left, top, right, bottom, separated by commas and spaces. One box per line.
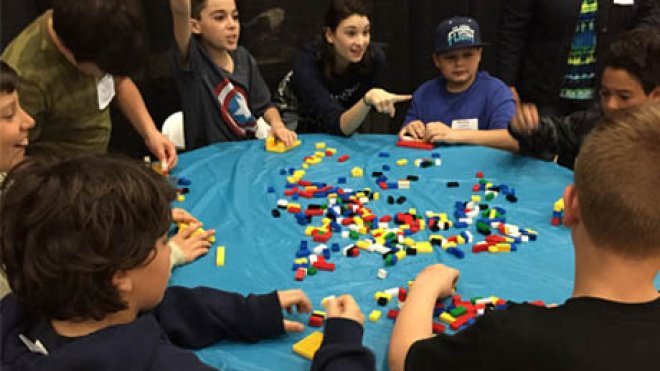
424, 122, 454, 143
171, 208, 199, 224
277, 289, 312, 332
399, 120, 426, 140
271, 124, 297, 147
323, 294, 365, 326
510, 103, 540, 135
169, 222, 214, 265
412, 264, 459, 299
365, 89, 412, 118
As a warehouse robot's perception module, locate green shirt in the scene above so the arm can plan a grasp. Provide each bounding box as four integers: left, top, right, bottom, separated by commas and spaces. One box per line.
1, 10, 112, 156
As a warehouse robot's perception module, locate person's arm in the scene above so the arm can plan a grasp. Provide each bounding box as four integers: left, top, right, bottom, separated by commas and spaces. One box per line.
154, 287, 311, 348
429, 128, 520, 152
312, 295, 376, 371
170, 0, 192, 63
389, 264, 459, 371
509, 105, 599, 164
496, 0, 534, 88
263, 106, 297, 146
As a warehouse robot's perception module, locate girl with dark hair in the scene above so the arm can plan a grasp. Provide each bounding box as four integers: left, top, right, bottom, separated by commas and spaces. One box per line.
0, 62, 34, 176
286, 0, 411, 135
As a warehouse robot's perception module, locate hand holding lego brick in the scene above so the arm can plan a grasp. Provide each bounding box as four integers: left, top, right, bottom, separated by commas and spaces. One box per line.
411, 264, 460, 299
171, 208, 199, 225
510, 102, 540, 135
424, 122, 454, 143
399, 120, 426, 141
270, 123, 298, 147
278, 289, 313, 332
169, 222, 214, 265
323, 294, 365, 325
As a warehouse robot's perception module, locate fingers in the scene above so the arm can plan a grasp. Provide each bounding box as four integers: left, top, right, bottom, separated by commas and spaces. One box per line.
392, 94, 413, 103
323, 295, 341, 317
412, 122, 426, 140
283, 319, 305, 333
278, 289, 313, 314
172, 208, 199, 224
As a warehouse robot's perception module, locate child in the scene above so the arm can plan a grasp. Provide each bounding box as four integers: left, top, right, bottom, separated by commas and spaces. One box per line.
0, 62, 35, 179
509, 27, 660, 169
170, 0, 297, 149
286, 0, 411, 135
0, 61, 35, 298
0, 156, 312, 369
1, 0, 176, 169
389, 104, 660, 371
399, 17, 517, 151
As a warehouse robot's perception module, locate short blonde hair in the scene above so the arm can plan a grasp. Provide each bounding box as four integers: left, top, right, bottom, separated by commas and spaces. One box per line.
575, 103, 660, 258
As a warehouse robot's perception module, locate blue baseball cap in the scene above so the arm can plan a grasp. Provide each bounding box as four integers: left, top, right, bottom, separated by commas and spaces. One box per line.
434, 17, 487, 53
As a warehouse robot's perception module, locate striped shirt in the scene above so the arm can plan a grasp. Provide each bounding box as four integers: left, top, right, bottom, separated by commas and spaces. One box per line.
560, 0, 598, 100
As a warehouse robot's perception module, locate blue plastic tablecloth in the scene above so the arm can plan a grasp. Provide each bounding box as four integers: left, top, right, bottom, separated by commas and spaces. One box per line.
170, 134, 578, 370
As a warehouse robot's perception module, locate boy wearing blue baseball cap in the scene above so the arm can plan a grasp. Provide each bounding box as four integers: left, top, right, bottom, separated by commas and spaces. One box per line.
399, 17, 518, 151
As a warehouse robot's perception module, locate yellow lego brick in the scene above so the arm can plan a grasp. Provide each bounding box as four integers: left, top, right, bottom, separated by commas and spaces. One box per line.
293, 331, 324, 360
419, 219, 426, 230
265, 137, 301, 153
215, 246, 225, 266
351, 167, 364, 177
408, 208, 417, 215
373, 192, 380, 200
315, 142, 327, 149
456, 236, 466, 245
302, 163, 309, 169
322, 217, 331, 225
403, 237, 415, 247
488, 245, 499, 253
176, 194, 185, 202
368, 310, 382, 322
439, 312, 456, 324
294, 257, 308, 265
415, 241, 433, 253
357, 227, 367, 235
374, 292, 392, 301
489, 209, 497, 219
353, 217, 364, 226
356, 240, 370, 249
304, 226, 316, 236
554, 198, 565, 212
395, 250, 406, 261
314, 151, 325, 158
396, 159, 408, 166
287, 176, 298, 184
471, 195, 482, 203
208, 235, 216, 244
293, 170, 306, 179
312, 310, 327, 318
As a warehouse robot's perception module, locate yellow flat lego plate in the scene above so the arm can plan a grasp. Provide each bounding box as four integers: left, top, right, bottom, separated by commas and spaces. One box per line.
292, 331, 324, 360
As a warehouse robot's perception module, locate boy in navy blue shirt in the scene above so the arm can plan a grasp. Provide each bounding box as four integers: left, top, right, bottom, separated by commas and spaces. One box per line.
400, 17, 517, 151
0, 156, 312, 370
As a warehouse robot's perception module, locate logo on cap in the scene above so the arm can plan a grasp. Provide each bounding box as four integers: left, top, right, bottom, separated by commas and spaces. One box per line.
448, 25, 475, 47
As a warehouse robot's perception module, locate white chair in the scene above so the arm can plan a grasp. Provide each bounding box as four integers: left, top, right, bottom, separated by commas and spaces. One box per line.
162, 111, 186, 150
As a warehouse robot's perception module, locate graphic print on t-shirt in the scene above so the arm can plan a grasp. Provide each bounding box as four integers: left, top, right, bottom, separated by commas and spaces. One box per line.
215, 78, 257, 137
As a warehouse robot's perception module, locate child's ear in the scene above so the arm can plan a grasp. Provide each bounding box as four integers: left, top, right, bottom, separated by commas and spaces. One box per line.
648, 86, 660, 101
563, 184, 581, 227
324, 27, 334, 45
432, 53, 442, 70
190, 19, 202, 35
112, 270, 133, 294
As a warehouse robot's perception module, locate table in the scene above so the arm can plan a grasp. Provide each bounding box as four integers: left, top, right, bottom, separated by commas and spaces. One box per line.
170, 133, 576, 370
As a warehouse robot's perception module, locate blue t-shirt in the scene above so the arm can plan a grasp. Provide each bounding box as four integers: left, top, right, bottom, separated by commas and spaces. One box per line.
403, 71, 515, 130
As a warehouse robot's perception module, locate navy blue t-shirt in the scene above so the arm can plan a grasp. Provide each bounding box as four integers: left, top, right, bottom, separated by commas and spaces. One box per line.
291, 42, 385, 135
403, 71, 515, 130
171, 38, 273, 149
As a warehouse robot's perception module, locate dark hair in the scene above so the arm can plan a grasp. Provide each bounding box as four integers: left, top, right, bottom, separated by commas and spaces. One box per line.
191, 0, 208, 19
0, 61, 19, 94
0, 156, 175, 321
52, 0, 147, 76
320, 0, 374, 80
604, 27, 660, 94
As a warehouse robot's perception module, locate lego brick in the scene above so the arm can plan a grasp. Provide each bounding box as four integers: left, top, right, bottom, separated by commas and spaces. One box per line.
292, 331, 324, 360
215, 246, 225, 266
396, 139, 434, 150
368, 310, 382, 322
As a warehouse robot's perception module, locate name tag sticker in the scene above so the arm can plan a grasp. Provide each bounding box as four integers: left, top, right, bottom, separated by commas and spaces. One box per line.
613, 0, 634, 5
97, 74, 115, 110
451, 118, 479, 130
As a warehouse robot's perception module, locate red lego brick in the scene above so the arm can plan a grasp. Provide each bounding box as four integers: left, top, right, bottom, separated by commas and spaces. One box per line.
379, 215, 392, 223
396, 140, 434, 150
309, 315, 324, 327
378, 182, 388, 190
387, 309, 400, 320
476, 171, 484, 178
338, 155, 350, 162
551, 217, 561, 226
295, 268, 306, 281
485, 235, 508, 243
398, 288, 407, 302
529, 300, 546, 307
432, 322, 446, 333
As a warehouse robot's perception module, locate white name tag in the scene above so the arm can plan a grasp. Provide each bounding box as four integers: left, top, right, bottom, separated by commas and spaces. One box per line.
451, 118, 478, 130
613, 0, 634, 5
97, 74, 115, 110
